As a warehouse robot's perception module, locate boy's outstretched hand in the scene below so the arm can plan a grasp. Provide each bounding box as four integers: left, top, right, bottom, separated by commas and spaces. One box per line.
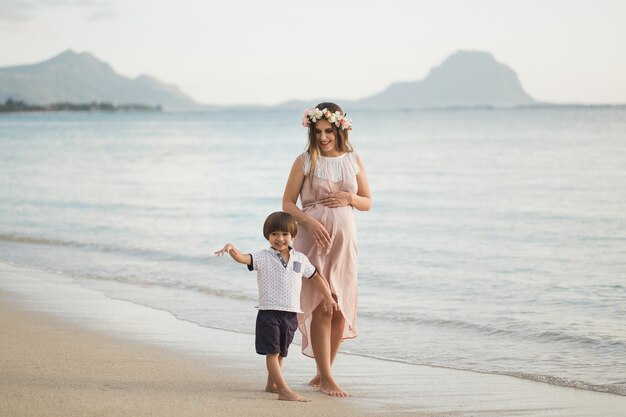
214, 243, 251, 265
214, 243, 234, 256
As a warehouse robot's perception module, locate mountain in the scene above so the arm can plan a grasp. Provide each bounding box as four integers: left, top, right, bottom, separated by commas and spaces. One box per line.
0, 50, 200, 111
353, 50, 536, 109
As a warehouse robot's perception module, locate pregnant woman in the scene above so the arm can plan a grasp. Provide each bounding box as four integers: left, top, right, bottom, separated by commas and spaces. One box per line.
283, 102, 371, 397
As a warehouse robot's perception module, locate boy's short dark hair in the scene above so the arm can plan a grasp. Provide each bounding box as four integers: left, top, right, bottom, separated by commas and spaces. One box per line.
263, 211, 297, 240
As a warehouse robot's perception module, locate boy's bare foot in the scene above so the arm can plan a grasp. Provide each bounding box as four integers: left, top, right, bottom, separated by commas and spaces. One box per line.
319, 380, 349, 397
265, 382, 279, 394
278, 389, 311, 402
308, 374, 321, 387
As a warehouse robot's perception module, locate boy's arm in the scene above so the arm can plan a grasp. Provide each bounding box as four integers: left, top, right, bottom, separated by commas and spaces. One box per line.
310, 271, 339, 312
215, 243, 252, 266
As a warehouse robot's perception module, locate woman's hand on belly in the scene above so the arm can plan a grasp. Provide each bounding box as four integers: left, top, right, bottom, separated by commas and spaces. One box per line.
319, 192, 353, 208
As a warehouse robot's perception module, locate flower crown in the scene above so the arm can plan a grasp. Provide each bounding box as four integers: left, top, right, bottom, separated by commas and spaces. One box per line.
301, 107, 353, 131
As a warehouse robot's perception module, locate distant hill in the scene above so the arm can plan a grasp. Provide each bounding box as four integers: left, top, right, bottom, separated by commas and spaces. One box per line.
0, 50, 201, 111
355, 50, 536, 109
277, 50, 537, 110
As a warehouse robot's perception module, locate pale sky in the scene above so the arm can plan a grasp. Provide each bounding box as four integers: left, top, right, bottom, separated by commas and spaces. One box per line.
1, 0, 625, 105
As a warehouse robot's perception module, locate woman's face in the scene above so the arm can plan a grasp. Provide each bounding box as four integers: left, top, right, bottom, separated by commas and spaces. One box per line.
314, 119, 338, 156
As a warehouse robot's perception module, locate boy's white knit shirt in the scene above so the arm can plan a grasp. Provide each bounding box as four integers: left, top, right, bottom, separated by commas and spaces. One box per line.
248, 248, 316, 313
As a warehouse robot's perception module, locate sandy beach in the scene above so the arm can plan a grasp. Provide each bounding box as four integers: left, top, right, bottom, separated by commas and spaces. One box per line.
1, 262, 625, 417
0, 299, 375, 417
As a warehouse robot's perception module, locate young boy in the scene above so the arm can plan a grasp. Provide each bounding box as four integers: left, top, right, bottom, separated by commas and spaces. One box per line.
215, 211, 338, 402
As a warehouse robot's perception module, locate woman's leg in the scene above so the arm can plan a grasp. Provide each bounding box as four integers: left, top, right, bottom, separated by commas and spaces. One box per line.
329, 309, 345, 365
310, 303, 349, 397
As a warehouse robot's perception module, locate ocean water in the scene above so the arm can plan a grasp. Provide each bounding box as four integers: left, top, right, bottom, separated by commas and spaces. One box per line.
1, 107, 625, 396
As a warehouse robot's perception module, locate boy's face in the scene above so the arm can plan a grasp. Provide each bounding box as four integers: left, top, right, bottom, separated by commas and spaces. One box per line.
268, 231, 292, 252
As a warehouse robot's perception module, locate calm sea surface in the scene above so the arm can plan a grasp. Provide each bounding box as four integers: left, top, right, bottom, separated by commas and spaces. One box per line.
1, 107, 625, 395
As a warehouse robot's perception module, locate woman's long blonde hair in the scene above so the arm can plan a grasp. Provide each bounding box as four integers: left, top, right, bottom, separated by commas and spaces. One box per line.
305, 102, 353, 182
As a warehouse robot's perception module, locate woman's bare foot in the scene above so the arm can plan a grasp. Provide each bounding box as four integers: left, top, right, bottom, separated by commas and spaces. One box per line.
265, 382, 279, 394
319, 379, 349, 397
308, 374, 321, 387
278, 389, 311, 402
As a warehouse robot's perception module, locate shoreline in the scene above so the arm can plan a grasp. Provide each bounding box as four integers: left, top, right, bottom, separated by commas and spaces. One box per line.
1, 262, 625, 416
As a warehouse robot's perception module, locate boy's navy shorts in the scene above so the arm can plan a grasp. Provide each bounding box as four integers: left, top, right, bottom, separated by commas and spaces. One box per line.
255, 310, 298, 357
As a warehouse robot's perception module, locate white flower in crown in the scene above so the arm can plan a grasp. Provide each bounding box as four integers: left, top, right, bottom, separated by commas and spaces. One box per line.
308, 108, 324, 122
